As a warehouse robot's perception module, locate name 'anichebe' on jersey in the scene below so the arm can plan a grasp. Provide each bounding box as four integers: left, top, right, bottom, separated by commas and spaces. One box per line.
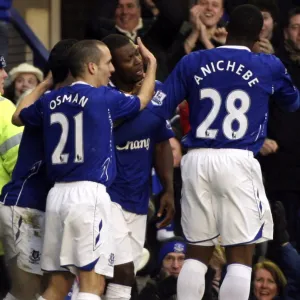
19, 82, 141, 186
0, 127, 51, 211
149, 46, 300, 154
108, 81, 174, 214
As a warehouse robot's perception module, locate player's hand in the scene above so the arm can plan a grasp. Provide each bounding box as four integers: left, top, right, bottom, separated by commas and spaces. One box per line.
137, 37, 156, 67
131, 79, 144, 95
156, 191, 175, 229
43, 71, 54, 89
260, 138, 278, 156
212, 27, 228, 45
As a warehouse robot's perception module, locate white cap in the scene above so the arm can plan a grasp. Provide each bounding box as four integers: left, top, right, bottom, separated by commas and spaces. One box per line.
9, 63, 44, 82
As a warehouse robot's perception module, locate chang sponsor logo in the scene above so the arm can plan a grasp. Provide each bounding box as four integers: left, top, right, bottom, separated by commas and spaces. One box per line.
116, 138, 150, 151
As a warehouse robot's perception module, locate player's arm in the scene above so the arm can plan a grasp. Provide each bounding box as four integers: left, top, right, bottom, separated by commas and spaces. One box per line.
154, 121, 175, 228
271, 57, 300, 112
12, 74, 53, 126
149, 55, 191, 120
136, 37, 157, 110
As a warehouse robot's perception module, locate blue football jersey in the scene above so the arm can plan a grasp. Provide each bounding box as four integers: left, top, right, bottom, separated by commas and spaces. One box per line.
19, 82, 141, 186
108, 83, 174, 214
149, 46, 300, 154
0, 127, 51, 211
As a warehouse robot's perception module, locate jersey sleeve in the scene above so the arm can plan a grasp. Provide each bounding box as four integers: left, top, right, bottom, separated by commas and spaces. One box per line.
271, 56, 300, 112
149, 55, 190, 119
19, 98, 44, 128
104, 87, 140, 120
155, 120, 174, 143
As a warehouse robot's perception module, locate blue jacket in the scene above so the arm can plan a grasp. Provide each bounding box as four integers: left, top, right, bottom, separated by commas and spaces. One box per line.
278, 243, 300, 300
250, 243, 300, 300
258, 243, 300, 300
0, 0, 12, 21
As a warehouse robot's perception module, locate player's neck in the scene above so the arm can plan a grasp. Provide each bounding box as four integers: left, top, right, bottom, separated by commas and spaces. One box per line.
226, 37, 253, 50
74, 75, 96, 87
113, 79, 136, 94
54, 76, 74, 90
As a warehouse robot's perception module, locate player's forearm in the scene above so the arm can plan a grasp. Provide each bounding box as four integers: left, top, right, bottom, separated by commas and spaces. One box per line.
12, 81, 50, 126
137, 60, 157, 110
154, 140, 174, 193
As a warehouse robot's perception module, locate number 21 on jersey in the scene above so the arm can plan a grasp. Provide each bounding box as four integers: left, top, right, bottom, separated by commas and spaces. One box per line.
196, 88, 250, 140
50, 112, 84, 164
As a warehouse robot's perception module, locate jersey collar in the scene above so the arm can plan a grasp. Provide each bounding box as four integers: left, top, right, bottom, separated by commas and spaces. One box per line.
108, 81, 134, 95
71, 81, 93, 87
217, 45, 251, 52
108, 81, 115, 88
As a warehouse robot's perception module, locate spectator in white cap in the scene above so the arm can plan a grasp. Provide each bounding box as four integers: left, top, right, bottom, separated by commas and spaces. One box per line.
4, 62, 43, 104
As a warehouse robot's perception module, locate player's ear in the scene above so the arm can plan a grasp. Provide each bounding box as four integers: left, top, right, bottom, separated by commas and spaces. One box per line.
87, 62, 96, 75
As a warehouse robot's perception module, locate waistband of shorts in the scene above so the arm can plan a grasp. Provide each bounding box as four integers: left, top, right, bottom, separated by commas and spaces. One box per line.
54, 181, 106, 190
187, 148, 254, 158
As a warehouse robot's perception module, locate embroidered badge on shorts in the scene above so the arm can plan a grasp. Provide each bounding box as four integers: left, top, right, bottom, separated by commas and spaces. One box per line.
108, 253, 115, 267
29, 250, 41, 264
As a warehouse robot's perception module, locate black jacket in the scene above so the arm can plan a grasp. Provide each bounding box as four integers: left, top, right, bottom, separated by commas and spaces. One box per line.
138, 267, 218, 300
258, 46, 300, 191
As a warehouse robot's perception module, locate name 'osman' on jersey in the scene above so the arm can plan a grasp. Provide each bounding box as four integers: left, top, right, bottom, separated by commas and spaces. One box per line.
19, 82, 141, 186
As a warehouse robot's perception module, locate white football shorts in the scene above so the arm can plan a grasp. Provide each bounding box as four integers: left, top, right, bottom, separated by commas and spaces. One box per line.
181, 148, 273, 247
111, 202, 147, 273
41, 181, 114, 277
0, 205, 44, 275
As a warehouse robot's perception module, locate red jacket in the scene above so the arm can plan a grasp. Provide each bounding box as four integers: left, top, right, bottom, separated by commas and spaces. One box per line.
178, 101, 190, 135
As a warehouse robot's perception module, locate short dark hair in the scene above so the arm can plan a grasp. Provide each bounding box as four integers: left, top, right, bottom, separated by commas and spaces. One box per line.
284, 7, 300, 28
47, 39, 78, 85
227, 4, 263, 42
248, 0, 279, 22
102, 34, 132, 57
67, 40, 105, 78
